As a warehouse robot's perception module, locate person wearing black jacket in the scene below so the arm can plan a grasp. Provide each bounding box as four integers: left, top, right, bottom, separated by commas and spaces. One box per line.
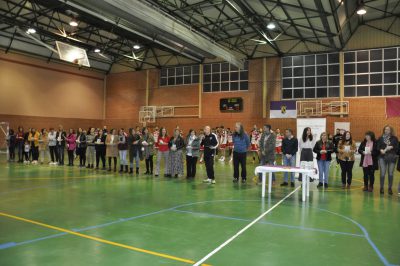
94, 130, 106, 170
333, 129, 342, 165
313, 132, 334, 188
7, 129, 16, 162
377, 125, 399, 195
281, 129, 298, 187
76, 128, 87, 168
128, 128, 142, 175
56, 125, 66, 166
201, 126, 219, 184
168, 129, 185, 178
358, 131, 379, 192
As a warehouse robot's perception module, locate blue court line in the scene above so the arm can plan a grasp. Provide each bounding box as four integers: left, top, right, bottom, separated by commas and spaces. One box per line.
171, 209, 364, 238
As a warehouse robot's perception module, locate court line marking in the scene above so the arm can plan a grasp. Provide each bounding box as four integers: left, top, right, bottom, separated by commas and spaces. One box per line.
171, 209, 364, 237
0, 211, 210, 266
192, 186, 301, 266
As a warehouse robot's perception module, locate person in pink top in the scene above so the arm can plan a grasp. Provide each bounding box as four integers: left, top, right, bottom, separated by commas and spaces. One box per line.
66, 128, 77, 166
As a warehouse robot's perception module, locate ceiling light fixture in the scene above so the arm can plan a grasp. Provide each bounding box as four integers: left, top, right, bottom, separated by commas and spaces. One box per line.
26, 28, 36, 34
94, 48, 101, 53
267, 22, 276, 30
69, 20, 79, 27
133, 44, 141, 50
356, 4, 366, 15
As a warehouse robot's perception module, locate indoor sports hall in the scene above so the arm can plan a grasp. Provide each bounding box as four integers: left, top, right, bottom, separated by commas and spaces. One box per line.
0, 0, 399, 265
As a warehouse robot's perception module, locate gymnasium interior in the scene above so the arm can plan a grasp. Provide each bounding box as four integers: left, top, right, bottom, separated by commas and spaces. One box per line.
0, 0, 399, 265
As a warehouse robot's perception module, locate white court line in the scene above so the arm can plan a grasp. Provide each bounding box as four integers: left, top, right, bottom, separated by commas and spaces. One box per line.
193, 186, 301, 266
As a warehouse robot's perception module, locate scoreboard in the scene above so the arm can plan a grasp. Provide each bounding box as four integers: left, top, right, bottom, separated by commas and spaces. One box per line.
219, 97, 243, 112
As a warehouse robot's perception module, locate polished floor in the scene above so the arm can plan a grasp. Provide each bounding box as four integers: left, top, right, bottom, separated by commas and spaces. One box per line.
0, 154, 399, 266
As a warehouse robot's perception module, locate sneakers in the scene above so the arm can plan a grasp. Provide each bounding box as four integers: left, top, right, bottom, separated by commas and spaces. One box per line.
317, 182, 323, 188
233, 178, 239, 183
211, 180, 216, 184
290, 182, 295, 187
324, 183, 328, 188
203, 178, 216, 184
241, 179, 246, 184
280, 182, 289, 187
388, 188, 393, 195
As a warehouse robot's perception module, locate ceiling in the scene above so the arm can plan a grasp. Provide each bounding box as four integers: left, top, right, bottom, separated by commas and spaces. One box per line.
0, 0, 399, 73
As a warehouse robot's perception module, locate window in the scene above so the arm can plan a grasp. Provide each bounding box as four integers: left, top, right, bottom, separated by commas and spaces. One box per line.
160, 65, 200, 86
281, 52, 339, 99
203, 61, 248, 92
344, 47, 399, 97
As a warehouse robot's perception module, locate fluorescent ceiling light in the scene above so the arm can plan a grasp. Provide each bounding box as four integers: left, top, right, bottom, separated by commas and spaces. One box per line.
133, 44, 141, 50
267, 23, 276, 30
69, 20, 79, 27
357, 6, 366, 15
94, 48, 101, 53
26, 28, 36, 34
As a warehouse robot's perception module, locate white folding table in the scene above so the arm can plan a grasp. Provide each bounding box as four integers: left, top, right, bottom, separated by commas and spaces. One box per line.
255, 165, 315, 202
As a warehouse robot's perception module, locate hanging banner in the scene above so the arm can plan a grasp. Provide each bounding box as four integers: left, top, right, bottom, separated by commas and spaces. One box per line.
270, 101, 297, 118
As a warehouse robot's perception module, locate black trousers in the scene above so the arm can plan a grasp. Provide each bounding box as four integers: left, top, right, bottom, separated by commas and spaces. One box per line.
24, 152, 29, 161
233, 151, 247, 180
204, 154, 215, 180
78, 147, 87, 166
186, 155, 198, 178
145, 155, 153, 173
9, 146, 15, 160
339, 160, 354, 185
17, 142, 24, 162
363, 166, 375, 187
57, 146, 65, 165
96, 149, 106, 168
31, 146, 39, 161
67, 150, 74, 165
49, 146, 57, 162
108, 157, 117, 169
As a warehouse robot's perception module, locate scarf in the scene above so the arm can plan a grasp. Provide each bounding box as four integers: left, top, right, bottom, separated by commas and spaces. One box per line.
362, 141, 373, 167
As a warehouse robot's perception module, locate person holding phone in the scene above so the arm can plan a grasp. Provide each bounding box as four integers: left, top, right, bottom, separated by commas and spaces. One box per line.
358, 131, 379, 192
338, 131, 357, 189
313, 132, 334, 188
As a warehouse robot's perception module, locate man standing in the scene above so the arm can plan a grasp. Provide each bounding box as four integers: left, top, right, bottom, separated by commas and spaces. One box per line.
257, 125, 276, 183
201, 126, 219, 184
281, 129, 298, 187
56, 125, 66, 166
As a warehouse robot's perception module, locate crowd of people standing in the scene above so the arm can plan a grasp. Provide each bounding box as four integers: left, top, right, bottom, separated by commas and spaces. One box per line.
5, 123, 400, 195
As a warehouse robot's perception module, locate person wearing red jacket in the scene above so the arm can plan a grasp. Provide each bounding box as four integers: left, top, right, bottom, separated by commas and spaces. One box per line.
155, 127, 170, 177
65, 129, 77, 166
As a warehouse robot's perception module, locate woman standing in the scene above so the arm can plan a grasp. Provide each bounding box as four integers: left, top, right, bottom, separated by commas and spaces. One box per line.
28, 128, 40, 164
7, 129, 16, 162
16, 126, 24, 163
377, 125, 399, 195
65, 129, 76, 166
168, 129, 185, 178
118, 128, 128, 173
313, 132, 334, 188
76, 128, 87, 168
94, 130, 106, 170
38, 128, 48, 164
358, 131, 379, 192
142, 127, 155, 175
86, 127, 96, 168
48, 128, 57, 165
106, 128, 119, 172
155, 127, 170, 177
299, 127, 316, 182
185, 129, 200, 179
338, 131, 357, 189
232, 122, 250, 183
128, 128, 142, 175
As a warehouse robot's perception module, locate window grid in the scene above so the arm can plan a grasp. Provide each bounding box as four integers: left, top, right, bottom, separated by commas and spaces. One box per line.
281, 53, 340, 99
343, 47, 399, 97
203, 61, 249, 92
160, 65, 200, 87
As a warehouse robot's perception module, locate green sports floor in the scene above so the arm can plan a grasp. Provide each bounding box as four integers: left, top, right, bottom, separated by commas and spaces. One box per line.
0, 155, 399, 266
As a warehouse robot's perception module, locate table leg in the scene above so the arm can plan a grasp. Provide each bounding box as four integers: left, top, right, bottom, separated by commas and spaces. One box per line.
302, 177, 306, 202
307, 175, 310, 197
262, 172, 266, 198
268, 172, 272, 194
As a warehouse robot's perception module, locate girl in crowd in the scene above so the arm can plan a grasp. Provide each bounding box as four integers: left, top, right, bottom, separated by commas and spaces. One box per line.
94, 129, 106, 170
313, 132, 334, 188
106, 129, 119, 172
218, 128, 228, 162
155, 127, 170, 177
24, 139, 30, 163
28, 128, 40, 164
185, 129, 200, 178
232, 122, 250, 183
128, 128, 141, 175
16, 126, 24, 163
199, 129, 205, 163
299, 127, 316, 182
377, 125, 399, 195
153, 126, 159, 151
48, 128, 58, 165
118, 128, 128, 173
86, 127, 96, 168
7, 129, 16, 162
250, 125, 260, 163
56, 125, 66, 166
227, 128, 234, 162
338, 131, 357, 189
142, 127, 155, 175
76, 128, 87, 168
38, 128, 48, 164
275, 128, 284, 166
65, 129, 76, 166
358, 131, 379, 192
168, 129, 185, 178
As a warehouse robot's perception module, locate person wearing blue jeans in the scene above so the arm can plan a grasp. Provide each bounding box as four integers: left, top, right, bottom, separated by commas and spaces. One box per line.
280, 129, 298, 187
313, 132, 334, 188
232, 122, 250, 183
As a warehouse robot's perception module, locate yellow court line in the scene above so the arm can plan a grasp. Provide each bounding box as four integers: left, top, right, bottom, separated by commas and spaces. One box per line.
0, 212, 210, 266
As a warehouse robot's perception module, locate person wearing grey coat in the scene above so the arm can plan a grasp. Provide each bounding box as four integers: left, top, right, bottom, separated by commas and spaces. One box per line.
185, 129, 201, 178
258, 124, 276, 181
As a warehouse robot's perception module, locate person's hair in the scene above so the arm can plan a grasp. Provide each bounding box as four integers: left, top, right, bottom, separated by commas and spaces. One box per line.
9, 129, 14, 135
41, 128, 46, 134
319, 132, 327, 141
142, 127, 148, 135
188, 129, 196, 137
159, 127, 167, 137
264, 124, 272, 131
302, 127, 312, 142
343, 131, 352, 143
18, 126, 23, 132
382, 125, 395, 136
128, 128, 134, 135
234, 122, 245, 137
364, 131, 376, 142
285, 128, 293, 134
